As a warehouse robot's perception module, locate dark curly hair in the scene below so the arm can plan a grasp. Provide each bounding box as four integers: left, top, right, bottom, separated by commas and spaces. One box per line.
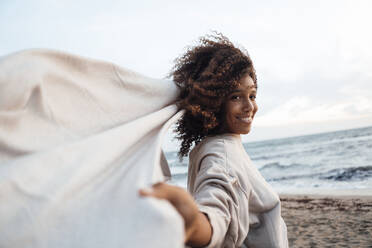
170, 32, 257, 158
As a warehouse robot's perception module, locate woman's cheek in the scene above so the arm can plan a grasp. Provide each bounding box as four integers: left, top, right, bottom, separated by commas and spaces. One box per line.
253, 102, 258, 116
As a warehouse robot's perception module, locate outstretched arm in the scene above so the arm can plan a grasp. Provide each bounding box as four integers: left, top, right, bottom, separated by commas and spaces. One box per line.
139, 183, 212, 247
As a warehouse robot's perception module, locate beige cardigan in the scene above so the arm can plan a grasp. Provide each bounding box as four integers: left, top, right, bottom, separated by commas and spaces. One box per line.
188, 134, 288, 248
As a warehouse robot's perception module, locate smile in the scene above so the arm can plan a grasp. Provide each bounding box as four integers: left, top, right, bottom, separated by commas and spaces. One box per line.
236, 116, 252, 124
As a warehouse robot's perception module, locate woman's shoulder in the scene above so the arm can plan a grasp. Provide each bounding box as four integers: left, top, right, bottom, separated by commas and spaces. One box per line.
188, 134, 243, 187
190, 133, 242, 161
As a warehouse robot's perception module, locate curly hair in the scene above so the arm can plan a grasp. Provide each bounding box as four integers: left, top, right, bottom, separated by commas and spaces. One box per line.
170, 32, 257, 158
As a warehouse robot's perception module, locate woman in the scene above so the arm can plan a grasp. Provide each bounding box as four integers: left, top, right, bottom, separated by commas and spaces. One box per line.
140, 33, 288, 248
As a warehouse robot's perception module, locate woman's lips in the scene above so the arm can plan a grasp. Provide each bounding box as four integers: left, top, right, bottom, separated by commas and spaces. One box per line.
236, 116, 252, 124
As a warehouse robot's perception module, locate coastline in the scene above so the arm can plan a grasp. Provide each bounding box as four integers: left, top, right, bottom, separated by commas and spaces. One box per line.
279, 188, 372, 198
279, 191, 372, 247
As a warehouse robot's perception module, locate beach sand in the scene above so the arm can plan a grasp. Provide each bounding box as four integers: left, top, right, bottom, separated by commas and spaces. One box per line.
280, 193, 372, 247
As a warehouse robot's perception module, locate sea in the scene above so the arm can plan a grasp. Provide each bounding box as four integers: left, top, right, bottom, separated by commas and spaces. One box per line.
164, 126, 372, 195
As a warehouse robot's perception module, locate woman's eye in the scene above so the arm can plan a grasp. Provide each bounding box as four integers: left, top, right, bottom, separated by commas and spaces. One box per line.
250, 95, 256, 100
231, 95, 240, 100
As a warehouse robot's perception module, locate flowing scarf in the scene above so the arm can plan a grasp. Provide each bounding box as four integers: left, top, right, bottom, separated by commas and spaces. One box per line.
0, 49, 184, 247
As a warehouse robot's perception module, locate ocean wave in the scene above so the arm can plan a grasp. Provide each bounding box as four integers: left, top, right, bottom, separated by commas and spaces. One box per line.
265, 166, 372, 182
266, 172, 323, 182
251, 146, 330, 161
259, 162, 307, 171
319, 166, 372, 181
252, 152, 308, 161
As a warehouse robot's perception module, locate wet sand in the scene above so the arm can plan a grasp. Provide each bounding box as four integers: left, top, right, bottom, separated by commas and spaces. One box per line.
280, 194, 372, 247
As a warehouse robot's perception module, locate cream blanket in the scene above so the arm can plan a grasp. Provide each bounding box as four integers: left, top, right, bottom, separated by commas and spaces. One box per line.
0, 50, 184, 247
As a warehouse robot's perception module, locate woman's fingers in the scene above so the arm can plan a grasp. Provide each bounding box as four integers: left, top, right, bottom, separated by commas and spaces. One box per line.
138, 187, 154, 197
138, 182, 171, 200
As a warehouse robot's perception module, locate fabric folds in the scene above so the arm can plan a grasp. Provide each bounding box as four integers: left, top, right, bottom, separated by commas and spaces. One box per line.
0, 49, 184, 248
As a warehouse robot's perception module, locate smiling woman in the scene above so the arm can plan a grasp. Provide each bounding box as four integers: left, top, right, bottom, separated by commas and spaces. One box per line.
171, 33, 257, 158
142, 33, 289, 248
222, 75, 258, 135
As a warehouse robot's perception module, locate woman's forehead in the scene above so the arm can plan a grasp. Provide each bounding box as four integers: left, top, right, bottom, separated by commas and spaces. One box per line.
233, 76, 256, 92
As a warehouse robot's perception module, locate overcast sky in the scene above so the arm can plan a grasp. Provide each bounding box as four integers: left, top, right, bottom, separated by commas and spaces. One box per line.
1, 0, 372, 148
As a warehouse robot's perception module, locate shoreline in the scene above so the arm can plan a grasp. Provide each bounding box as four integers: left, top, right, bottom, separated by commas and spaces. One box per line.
278, 188, 372, 199
280, 193, 372, 201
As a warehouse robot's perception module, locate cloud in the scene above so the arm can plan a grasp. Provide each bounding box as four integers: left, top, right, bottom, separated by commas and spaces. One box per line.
255, 94, 372, 127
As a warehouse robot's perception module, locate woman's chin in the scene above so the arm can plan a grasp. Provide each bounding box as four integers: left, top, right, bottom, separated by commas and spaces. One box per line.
230, 128, 251, 135
240, 126, 252, 135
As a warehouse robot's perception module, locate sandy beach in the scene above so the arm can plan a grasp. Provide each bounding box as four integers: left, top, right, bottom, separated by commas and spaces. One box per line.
280, 193, 372, 247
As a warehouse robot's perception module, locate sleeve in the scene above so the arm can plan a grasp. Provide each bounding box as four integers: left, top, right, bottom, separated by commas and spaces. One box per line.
191, 152, 249, 248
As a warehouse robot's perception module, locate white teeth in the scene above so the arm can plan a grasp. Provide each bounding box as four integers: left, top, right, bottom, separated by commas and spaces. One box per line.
238, 117, 252, 123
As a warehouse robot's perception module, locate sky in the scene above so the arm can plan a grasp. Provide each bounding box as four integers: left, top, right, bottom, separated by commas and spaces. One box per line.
1, 0, 372, 149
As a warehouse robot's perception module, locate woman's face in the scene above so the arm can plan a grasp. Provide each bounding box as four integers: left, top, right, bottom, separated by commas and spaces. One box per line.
221, 75, 258, 135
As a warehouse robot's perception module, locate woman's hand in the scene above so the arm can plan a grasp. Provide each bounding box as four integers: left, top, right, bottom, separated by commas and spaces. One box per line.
139, 183, 212, 247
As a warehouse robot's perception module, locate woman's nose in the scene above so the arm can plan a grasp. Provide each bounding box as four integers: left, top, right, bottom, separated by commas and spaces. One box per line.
242, 99, 253, 112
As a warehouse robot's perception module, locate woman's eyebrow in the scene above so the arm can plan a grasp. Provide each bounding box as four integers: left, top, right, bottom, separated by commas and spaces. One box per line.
230, 86, 257, 94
